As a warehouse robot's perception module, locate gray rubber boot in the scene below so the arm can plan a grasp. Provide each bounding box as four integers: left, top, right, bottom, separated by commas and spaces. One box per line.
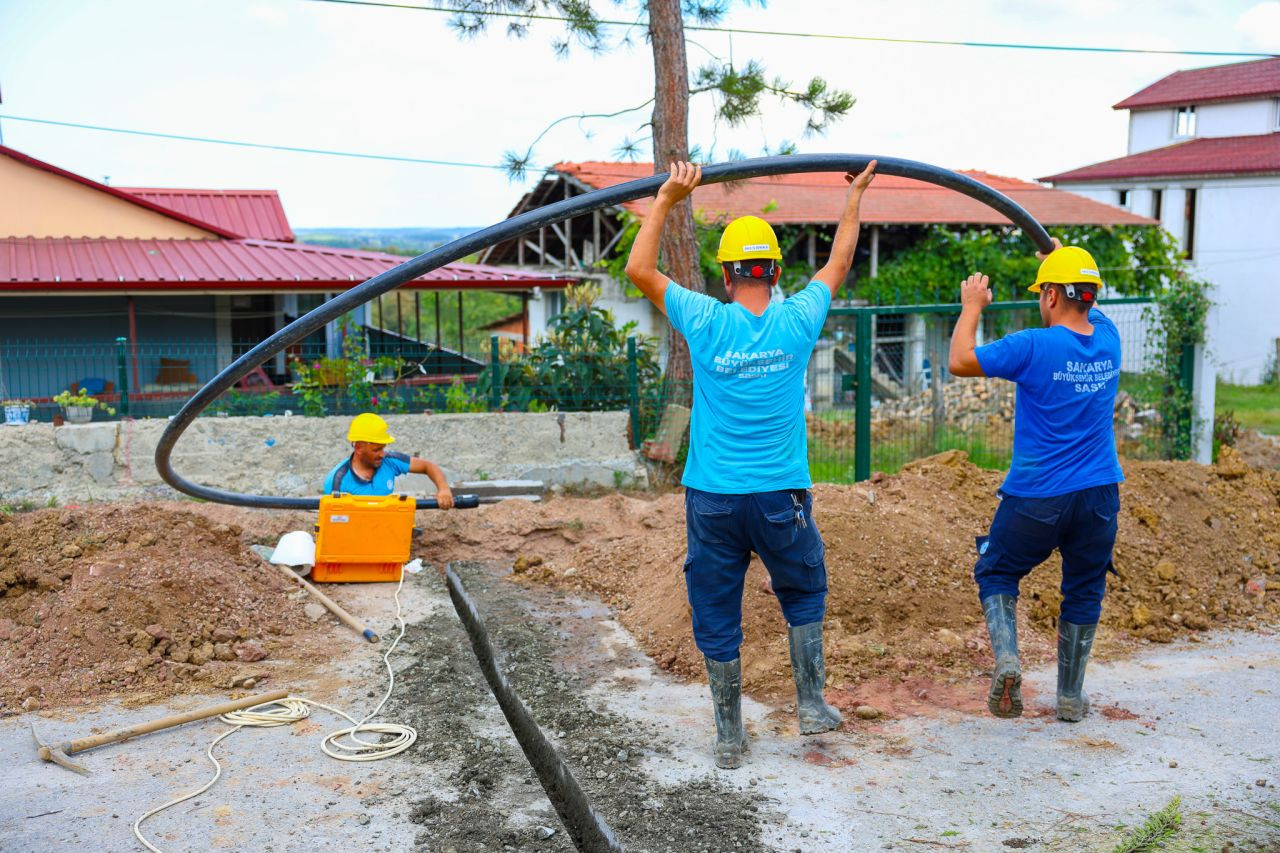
787, 622, 843, 735
981, 594, 1023, 718
704, 656, 747, 769
1057, 620, 1097, 722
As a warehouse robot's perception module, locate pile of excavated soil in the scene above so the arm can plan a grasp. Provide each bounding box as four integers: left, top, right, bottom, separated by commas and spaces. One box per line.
414, 448, 1280, 710
0, 505, 318, 711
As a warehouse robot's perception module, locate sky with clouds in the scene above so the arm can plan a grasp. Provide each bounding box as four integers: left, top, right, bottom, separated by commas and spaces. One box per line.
1, 0, 1277, 228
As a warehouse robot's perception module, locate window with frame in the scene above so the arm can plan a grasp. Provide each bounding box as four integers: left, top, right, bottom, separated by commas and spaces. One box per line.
1274, 98, 1280, 130
1117, 189, 1130, 207
1175, 105, 1197, 137
1151, 188, 1163, 221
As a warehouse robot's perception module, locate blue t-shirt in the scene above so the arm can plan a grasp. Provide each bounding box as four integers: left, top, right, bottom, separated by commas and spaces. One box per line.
665, 280, 831, 493
975, 308, 1125, 498
322, 451, 412, 495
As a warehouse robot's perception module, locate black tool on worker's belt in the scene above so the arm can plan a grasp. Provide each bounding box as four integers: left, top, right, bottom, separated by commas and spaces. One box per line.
791, 491, 808, 529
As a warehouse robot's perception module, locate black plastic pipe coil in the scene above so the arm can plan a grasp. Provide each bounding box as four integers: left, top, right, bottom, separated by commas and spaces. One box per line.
153, 153, 1051, 510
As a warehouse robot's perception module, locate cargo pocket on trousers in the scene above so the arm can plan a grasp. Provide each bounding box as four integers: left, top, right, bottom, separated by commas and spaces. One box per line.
802, 541, 827, 593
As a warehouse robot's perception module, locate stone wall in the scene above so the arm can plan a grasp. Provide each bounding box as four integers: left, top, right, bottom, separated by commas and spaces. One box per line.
0, 412, 644, 504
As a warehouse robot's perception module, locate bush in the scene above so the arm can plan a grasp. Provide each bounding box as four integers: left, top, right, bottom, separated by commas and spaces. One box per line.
479, 283, 662, 415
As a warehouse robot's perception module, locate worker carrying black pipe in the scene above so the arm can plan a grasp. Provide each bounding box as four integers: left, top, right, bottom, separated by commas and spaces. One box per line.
324, 412, 455, 507
625, 160, 877, 769
948, 239, 1123, 722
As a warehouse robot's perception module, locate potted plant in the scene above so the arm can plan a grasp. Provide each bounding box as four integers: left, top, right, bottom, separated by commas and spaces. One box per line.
52, 389, 115, 424
3, 399, 34, 426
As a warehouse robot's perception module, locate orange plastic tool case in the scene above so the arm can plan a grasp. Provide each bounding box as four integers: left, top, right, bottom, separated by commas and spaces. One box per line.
313, 493, 414, 582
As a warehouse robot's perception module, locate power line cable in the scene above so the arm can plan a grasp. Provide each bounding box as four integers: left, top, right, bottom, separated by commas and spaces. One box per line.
0, 114, 520, 172
301, 0, 1278, 58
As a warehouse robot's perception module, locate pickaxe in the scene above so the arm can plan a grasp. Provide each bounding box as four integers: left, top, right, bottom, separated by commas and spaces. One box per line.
31, 688, 289, 774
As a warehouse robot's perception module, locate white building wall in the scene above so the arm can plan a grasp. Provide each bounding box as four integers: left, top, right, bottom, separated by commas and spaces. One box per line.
1198, 100, 1275, 137
1129, 109, 1175, 154
1194, 180, 1280, 383
1055, 177, 1280, 384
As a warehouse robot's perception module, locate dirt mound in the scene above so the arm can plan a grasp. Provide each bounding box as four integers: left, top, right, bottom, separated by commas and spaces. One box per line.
0, 505, 314, 711
416, 450, 1280, 710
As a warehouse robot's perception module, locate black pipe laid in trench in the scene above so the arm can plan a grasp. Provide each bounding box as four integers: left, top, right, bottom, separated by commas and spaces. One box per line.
444, 563, 624, 853
154, 153, 1052, 510
151, 155, 1052, 851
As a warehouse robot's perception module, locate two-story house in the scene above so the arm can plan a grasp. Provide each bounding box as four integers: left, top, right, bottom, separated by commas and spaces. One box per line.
1043, 57, 1280, 384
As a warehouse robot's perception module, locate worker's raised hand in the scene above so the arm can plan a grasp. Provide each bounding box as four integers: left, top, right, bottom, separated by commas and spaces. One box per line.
656, 161, 701, 207
960, 272, 993, 310
846, 159, 877, 193
1036, 236, 1063, 261
437, 487, 455, 510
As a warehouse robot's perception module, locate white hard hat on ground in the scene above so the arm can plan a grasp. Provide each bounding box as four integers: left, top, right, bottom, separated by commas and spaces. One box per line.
269, 530, 316, 567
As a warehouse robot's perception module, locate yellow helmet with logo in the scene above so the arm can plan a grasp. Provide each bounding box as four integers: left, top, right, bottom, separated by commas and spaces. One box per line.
1030, 246, 1104, 298
347, 412, 395, 445
715, 215, 783, 263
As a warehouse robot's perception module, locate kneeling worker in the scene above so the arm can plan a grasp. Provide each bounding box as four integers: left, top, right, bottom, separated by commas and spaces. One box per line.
325, 412, 454, 508
949, 240, 1122, 722
625, 160, 876, 768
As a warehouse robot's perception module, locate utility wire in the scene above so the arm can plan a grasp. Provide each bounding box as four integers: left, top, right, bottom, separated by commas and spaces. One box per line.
0, 114, 519, 172
301, 0, 1278, 58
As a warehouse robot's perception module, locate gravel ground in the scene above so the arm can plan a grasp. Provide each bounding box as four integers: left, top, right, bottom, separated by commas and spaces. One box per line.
2, 560, 1277, 852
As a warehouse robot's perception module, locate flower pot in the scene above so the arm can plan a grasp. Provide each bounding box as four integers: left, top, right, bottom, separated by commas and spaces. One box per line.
3, 404, 30, 426
63, 406, 93, 424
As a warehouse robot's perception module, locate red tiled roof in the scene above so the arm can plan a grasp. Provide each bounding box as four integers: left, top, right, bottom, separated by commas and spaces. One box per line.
0, 238, 573, 292
1042, 132, 1280, 182
554, 161, 1152, 226
0, 145, 240, 238
1114, 57, 1280, 110
118, 188, 295, 242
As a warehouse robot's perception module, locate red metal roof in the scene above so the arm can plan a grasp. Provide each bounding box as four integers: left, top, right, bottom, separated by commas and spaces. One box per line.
118, 188, 295, 242
553, 161, 1152, 226
0, 145, 240, 238
0, 238, 573, 292
1114, 57, 1280, 110
1042, 132, 1280, 182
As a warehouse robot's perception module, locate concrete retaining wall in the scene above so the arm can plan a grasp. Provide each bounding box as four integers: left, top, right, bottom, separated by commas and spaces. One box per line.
0, 412, 644, 504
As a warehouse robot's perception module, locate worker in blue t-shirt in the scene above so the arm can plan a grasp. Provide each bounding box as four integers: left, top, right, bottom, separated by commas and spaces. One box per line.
323, 412, 454, 507
625, 159, 877, 768
949, 239, 1123, 723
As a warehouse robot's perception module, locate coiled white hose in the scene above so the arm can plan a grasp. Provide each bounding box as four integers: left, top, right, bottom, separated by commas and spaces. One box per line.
133, 573, 417, 852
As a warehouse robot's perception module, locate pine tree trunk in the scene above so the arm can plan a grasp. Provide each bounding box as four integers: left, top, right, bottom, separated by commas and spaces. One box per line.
647, 0, 700, 409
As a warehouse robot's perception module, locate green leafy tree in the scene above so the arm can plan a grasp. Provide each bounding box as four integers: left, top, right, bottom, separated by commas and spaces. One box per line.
446, 0, 854, 399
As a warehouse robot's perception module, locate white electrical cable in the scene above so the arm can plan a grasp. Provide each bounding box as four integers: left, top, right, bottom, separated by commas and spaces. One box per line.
133, 572, 418, 852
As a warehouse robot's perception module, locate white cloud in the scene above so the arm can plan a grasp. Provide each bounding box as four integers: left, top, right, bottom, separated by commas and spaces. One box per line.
1235, 2, 1280, 51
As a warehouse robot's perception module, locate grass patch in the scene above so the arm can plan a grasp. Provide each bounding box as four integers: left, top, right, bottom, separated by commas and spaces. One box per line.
1111, 796, 1182, 853
1216, 382, 1280, 435
0, 496, 56, 514
809, 427, 1011, 484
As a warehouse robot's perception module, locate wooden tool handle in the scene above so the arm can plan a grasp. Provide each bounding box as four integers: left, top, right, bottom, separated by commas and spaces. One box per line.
269, 562, 379, 643
65, 689, 290, 755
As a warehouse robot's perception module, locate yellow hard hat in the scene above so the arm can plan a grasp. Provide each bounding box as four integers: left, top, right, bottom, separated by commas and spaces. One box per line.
715, 215, 782, 263
1030, 246, 1104, 295
347, 412, 394, 445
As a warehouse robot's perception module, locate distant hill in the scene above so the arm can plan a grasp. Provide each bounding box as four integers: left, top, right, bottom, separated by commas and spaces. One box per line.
294, 227, 481, 256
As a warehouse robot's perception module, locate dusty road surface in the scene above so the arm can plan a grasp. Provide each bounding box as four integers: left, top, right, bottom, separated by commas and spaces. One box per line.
3, 559, 1277, 852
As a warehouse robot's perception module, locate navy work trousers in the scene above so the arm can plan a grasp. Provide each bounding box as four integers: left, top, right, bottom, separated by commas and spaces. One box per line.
684, 487, 828, 662
974, 483, 1120, 625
